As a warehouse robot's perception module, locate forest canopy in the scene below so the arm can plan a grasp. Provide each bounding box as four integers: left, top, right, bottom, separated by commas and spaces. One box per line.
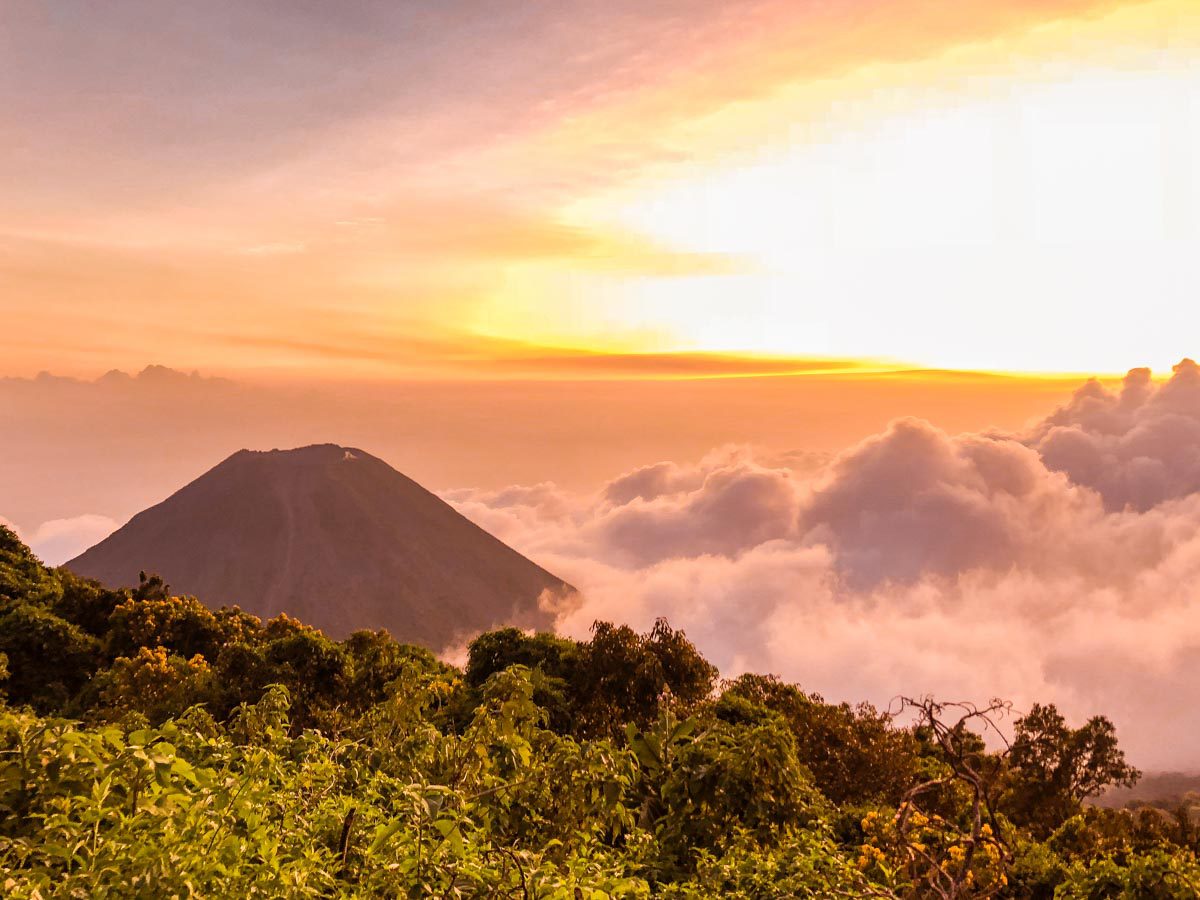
0, 523, 1192, 898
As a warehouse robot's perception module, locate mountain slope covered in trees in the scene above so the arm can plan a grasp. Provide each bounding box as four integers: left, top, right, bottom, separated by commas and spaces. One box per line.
1, 524, 1196, 897
67, 444, 569, 648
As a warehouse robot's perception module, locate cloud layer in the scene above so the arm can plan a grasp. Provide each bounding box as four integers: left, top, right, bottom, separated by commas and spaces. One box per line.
447, 362, 1200, 768
1029, 360, 1200, 512
1, 514, 120, 567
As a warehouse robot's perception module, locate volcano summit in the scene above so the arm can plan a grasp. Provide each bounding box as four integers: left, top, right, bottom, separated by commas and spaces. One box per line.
68, 444, 571, 648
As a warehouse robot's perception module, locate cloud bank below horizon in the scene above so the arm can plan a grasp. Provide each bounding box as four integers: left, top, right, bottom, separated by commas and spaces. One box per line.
447, 360, 1200, 768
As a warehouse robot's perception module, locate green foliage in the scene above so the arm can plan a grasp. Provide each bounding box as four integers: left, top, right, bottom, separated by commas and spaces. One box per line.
464, 620, 717, 740
0, 674, 836, 898
627, 709, 828, 879
465, 628, 579, 689
49, 570, 127, 638
1003, 838, 1066, 899
573, 619, 718, 739
0, 525, 1184, 897
0, 525, 61, 610
465, 627, 580, 730
262, 628, 347, 725
94, 646, 217, 724
342, 628, 447, 713
0, 604, 99, 712
1056, 848, 1200, 899
722, 673, 922, 805
1006, 703, 1141, 837
660, 826, 885, 898
106, 594, 226, 660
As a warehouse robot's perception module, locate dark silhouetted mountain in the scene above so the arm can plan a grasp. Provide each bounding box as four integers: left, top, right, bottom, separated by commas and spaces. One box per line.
67, 444, 570, 648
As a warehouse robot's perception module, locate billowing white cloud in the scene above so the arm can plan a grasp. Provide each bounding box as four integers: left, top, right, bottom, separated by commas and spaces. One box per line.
3, 515, 121, 567
445, 361, 1200, 768
1028, 359, 1200, 512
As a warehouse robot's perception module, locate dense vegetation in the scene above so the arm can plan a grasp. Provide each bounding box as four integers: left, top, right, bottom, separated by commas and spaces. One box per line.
0, 523, 1196, 897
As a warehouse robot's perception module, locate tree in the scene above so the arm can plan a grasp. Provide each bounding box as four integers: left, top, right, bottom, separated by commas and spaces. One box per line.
132, 570, 170, 601
863, 697, 1014, 900
0, 524, 61, 610
96, 646, 216, 723
263, 629, 348, 728
0, 603, 99, 711
722, 673, 921, 805
627, 710, 827, 877
50, 570, 127, 637
342, 629, 445, 713
464, 628, 579, 689
212, 640, 272, 716
105, 594, 224, 661
1006, 703, 1140, 836
213, 606, 265, 646
463, 628, 580, 731
643, 618, 718, 711
573, 619, 716, 739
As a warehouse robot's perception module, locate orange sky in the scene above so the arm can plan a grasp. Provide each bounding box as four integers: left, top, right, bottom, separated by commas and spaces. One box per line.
0, 364, 1092, 530
1, 0, 1198, 380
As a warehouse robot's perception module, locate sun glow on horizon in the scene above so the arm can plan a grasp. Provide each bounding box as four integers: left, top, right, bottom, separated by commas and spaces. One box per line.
462, 0, 1200, 376
2, 0, 1199, 380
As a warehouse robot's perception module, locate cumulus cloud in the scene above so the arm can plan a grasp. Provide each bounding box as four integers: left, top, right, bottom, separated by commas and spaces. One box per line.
445, 362, 1200, 768
1028, 359, 1200, 512
2, 515, 121, 567
799, 420, 1097, 587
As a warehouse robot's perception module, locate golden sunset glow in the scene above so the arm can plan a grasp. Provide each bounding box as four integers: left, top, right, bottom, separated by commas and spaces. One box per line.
1, 0, 1198, 379
471, 0, 1200, 374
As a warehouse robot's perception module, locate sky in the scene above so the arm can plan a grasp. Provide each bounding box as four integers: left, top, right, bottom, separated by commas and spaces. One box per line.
2, 0, 1198, 378
6, 0, 1200, 766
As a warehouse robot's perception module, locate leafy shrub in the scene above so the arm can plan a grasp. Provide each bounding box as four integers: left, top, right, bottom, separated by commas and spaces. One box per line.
0, 526, 1174, 897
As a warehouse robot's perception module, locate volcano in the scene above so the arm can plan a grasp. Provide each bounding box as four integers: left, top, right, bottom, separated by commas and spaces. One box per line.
67, 444, 570, 648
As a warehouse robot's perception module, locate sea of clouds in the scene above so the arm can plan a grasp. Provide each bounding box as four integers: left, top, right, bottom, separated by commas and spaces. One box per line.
445, 360, 1200, 768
